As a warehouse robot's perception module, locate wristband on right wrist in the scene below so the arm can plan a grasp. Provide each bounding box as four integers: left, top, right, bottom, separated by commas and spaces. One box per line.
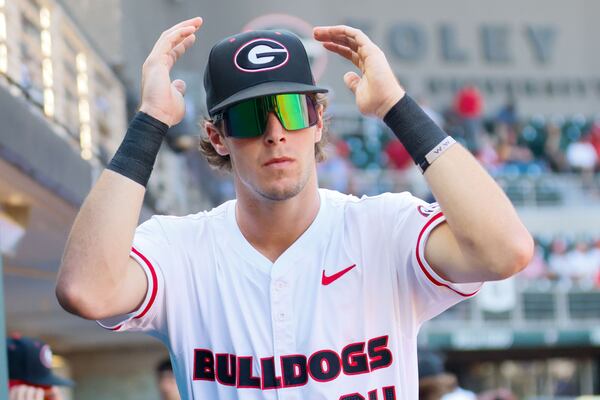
383, 95, 455, 173
107, 111, 168, 187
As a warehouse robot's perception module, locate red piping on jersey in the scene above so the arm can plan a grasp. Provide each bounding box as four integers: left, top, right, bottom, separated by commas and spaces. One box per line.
131, 246, 159, 319
415, 212, 479, 298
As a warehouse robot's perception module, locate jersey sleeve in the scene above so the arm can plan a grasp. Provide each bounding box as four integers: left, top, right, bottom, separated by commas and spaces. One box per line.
96, 216, 169, 339
385, 193, 483, 324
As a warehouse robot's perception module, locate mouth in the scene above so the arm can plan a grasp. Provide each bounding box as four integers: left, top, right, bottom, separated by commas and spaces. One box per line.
263, 157, 295, 167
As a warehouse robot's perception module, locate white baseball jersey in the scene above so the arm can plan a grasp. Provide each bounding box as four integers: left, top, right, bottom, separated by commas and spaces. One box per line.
99, 189, 482, 399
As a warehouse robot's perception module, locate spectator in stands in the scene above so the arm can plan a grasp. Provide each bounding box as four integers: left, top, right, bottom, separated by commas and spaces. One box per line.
592, 238, 600, 288
441, 106, 466, 145
551, 360, 578, 396
418, 350, 478, 400
547, 238, 571, 286
7, 335, 73, 400
384, 139, 413, 171
318, 137, 354, 193
492, 97, 523, 171
544, 119, 568, 172
418, 350, 457, 400
494, 120, 534, 171
156, 358, 180, 400
519, 244, 550, 286
496, 97, 518, 129
589, 121, 600, 163
477, 388, 517, 400
565, 135, 598, 190
454, 84, 484, 154
566, 239, 599, 289
476, 131, 501, 172
442, 386, 477, 400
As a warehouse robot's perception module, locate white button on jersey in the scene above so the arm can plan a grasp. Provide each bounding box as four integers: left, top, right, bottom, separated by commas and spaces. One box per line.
275, 280, 287, 290
98, 189, 482, 399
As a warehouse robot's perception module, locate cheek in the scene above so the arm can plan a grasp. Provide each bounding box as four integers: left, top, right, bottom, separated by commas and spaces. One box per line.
228, 143, 259, 173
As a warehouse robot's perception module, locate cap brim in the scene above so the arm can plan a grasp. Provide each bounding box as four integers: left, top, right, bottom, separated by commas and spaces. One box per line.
32, 374, 75, 387
209, 81, 328, 116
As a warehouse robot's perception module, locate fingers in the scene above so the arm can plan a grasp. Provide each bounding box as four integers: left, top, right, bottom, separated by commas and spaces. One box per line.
9, 385, 44, 400
169, 32, 196, 64
314, 25, 377, 58
146, 17, 203, 66
160, 16, 202, 39
153, 26, 198, 60
49, 386, 64, 400
322, 42, 361, 68
314, 25, 368, 49
172, 79, 186, 96
343, 71, 361, 94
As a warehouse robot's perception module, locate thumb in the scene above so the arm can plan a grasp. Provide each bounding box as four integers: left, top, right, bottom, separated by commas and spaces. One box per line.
172, 79, 186, 96
343, 71, 361, 94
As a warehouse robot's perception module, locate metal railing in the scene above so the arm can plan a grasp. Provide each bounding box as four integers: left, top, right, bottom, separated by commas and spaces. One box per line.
318, 165, 600, 207
426, 279, 600, 330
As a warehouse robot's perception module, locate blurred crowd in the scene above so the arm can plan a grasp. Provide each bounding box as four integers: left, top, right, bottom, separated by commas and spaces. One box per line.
521, 235, 600, 289
418, 350, 521, 400
321, 85, 600, 196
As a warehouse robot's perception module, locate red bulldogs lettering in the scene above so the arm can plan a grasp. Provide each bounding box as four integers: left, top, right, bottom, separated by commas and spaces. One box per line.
193, 336, 393, 389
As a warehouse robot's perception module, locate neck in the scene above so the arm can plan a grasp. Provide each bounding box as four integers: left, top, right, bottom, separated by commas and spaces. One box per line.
234, 172, 321, 263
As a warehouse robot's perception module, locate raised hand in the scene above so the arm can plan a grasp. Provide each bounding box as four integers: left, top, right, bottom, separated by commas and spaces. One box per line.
139, 17, 202, 127
313, 25, 405, 119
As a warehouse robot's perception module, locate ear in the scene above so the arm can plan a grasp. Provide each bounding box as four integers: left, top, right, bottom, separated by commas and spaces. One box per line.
205, 121, 230, 156
314, 105, 324, 143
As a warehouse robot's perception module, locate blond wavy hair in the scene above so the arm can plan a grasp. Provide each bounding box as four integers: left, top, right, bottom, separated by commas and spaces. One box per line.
199, 93, 329, 172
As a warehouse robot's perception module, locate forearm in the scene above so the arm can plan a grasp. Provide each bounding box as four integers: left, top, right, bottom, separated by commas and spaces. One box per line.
56, 18, 199, 318
424, 144, 533, 276
383, 95, 532, 279
56, 170, 145, 316
56, 112, 167, 318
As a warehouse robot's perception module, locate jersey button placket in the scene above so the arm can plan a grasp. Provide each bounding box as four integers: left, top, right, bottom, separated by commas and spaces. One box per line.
271, 276, 295, 396
271, 278, 290, 338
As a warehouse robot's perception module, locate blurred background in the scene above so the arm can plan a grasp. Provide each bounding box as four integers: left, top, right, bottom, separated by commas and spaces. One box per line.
0, 0, 599, 398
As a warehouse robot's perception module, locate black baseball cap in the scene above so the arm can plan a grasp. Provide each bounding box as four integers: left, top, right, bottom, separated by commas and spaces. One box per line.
417, 350, 446, 379
7, 336, 74, 387
204, 29, 328, 117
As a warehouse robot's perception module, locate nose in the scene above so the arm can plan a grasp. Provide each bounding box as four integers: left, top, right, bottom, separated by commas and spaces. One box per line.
262, 112, 286, 144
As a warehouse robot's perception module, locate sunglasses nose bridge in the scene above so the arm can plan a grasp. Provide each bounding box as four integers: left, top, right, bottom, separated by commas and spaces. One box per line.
263, 112, 287, 143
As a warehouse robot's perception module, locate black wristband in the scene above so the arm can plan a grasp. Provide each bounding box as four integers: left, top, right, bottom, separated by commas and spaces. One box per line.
107, 111, 168, 187
383, 95, 453, 173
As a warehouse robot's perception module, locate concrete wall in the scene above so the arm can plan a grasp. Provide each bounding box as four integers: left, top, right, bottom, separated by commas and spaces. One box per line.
113, 0, 600, 117
57, 0, 122, 67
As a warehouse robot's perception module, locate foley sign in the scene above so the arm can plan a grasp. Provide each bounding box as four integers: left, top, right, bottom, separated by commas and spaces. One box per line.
345, 20, 558, 65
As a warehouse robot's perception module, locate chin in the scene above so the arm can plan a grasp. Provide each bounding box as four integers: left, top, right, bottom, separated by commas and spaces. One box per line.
254, 172, 312, 201
257, 182, 304, 201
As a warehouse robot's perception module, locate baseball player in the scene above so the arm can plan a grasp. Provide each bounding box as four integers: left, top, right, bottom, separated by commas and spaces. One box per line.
56, 17, 533, 399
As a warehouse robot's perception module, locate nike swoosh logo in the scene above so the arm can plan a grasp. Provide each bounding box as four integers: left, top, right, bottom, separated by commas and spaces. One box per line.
321, 264, 357, 286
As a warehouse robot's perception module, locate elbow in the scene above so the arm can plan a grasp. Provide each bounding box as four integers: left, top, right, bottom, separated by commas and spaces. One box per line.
488, 229, 535, 280
56, 274, 107, 320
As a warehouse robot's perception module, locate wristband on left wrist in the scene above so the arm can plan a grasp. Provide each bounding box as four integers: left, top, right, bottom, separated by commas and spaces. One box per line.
383, 95, 454, 173
107, 111, 168, 187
